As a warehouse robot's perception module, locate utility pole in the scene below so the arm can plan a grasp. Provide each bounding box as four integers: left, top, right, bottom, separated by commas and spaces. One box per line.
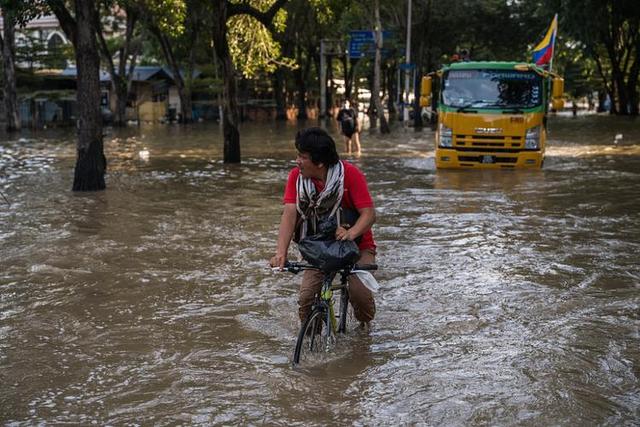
403, 0, 412, 124
320, 40, 326, 118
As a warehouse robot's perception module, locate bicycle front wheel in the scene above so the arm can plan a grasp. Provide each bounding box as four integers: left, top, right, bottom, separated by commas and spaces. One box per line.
293, 308, 332, 365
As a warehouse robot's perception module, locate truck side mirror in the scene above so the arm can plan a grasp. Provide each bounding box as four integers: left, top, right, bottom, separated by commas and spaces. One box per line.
552, 77, 564, 98
551, 77, 564, 110
420, 76, 432, 107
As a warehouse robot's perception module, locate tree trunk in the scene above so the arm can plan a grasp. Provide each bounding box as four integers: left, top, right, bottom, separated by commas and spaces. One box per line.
313, 52, 321, 103
221, 53, 240, 161
211, 45, 224, 122
343, 56, 360, 102
620, 43, 639, 115
413, 68, 423, 129
385, 63, 397, 122
178, 84, 193, 123
73, 0, 106, 191
326, 57, 334, 117
273, 68, 287, 120
213, 1, 240, 163
627, 57, 639, 115
597, 90, 606, 112
294, 50, 309, 120
367, 68, 376, 128
109, 77, 127, 126
612, 68, 629, 115
2, 15, 21, 132
591, 51, 617, 114
96, 7, 139, 127
155, 30, 193, 123
599, 8, 638, 116
342, 56, 351, 100
372, 0, 390, 134
351, 59, 359, 103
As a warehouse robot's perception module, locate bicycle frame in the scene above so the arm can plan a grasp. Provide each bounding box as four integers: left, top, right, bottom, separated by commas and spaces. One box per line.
285, 261, 378, 365
287, 262, 370, 331
317, 272, 346, 335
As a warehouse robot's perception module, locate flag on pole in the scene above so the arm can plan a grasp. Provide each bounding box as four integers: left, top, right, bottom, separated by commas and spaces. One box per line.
532, 14, 558, 68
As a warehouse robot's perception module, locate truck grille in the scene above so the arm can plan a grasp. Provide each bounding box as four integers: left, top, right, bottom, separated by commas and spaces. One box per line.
454, 134, 523, 151
458, 155, 517, 163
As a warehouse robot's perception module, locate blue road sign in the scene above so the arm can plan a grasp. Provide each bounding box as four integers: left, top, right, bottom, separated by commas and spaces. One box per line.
349, 30, 393, 59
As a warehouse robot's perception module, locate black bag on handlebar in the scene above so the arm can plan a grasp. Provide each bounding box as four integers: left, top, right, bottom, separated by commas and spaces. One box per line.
297, 215, 360, 272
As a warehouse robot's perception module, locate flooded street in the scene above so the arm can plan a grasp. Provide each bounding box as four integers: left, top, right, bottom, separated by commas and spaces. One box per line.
1, 115, 639, 425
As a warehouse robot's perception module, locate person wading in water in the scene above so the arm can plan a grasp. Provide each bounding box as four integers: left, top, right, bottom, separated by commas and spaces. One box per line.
337, 100, 361, 156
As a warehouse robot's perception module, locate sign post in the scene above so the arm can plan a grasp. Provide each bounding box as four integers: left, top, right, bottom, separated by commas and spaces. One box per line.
348, 30, 393, 59
319, 39, 344, 118
399, 63, 415, 121
403, 0, 412, 123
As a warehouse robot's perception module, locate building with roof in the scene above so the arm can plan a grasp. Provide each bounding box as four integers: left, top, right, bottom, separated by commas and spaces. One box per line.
3, 14, 214, 126
0, 15, 70, 70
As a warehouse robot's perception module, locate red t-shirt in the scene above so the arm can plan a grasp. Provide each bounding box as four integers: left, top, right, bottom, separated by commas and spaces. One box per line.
283, 160, 376, 250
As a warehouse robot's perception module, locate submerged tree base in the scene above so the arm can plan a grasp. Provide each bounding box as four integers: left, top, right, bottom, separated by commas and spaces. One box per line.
223, 124, 241, 164
72, 143, 107, 191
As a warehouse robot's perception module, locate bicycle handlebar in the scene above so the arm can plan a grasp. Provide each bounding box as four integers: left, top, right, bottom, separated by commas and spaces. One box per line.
282, 261, 378, 275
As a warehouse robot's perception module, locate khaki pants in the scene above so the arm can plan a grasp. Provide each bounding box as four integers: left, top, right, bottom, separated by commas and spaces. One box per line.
298, 248, 376, 323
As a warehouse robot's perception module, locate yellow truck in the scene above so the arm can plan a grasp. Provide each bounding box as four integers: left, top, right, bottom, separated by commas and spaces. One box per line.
420, 61, 564, 169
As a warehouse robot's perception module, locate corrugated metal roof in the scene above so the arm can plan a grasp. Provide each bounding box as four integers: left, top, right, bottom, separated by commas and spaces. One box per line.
61, 68, 112, 81
128, 66, 172, 81
59, 66, 201, 82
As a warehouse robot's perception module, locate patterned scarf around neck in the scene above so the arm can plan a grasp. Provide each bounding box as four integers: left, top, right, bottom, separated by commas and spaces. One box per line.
296, 161, 344, 240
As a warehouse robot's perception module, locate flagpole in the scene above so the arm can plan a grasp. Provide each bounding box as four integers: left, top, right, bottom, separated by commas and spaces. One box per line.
549, 14, 557, 72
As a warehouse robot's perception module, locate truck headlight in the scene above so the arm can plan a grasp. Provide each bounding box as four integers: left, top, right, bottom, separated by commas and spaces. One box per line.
439, 123, 453, 147
525, 126, 541, 149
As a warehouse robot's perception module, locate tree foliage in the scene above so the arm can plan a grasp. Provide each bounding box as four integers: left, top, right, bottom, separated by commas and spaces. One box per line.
5, 0, 640, 131
141, 0, 186, 36
559, 0, 639, 114
228, 1, 293, 77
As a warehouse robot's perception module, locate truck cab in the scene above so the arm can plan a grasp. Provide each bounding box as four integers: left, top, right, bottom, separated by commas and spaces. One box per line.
420, 61, 564, 169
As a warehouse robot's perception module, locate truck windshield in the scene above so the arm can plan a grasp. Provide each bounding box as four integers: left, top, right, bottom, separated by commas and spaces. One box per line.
442, 69, 542, 109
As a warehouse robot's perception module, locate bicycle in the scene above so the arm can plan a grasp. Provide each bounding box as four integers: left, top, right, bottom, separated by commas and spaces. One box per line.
282, 261, 378, 365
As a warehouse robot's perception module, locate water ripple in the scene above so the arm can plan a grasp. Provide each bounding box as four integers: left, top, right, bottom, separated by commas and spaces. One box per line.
1, 118, 639, 424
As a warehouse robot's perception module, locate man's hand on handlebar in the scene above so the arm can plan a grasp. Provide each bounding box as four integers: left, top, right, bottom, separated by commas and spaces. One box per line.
270, 254, 287, 270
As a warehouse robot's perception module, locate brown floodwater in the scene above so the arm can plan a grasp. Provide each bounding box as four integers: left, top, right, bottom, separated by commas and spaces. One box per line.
1, 114, 639, 425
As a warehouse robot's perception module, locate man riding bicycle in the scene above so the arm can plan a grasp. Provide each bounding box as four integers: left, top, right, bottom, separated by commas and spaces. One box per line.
270, 127, 377, 325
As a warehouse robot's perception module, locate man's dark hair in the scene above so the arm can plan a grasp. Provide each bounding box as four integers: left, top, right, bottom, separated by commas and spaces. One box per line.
295, 127, 340, 166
